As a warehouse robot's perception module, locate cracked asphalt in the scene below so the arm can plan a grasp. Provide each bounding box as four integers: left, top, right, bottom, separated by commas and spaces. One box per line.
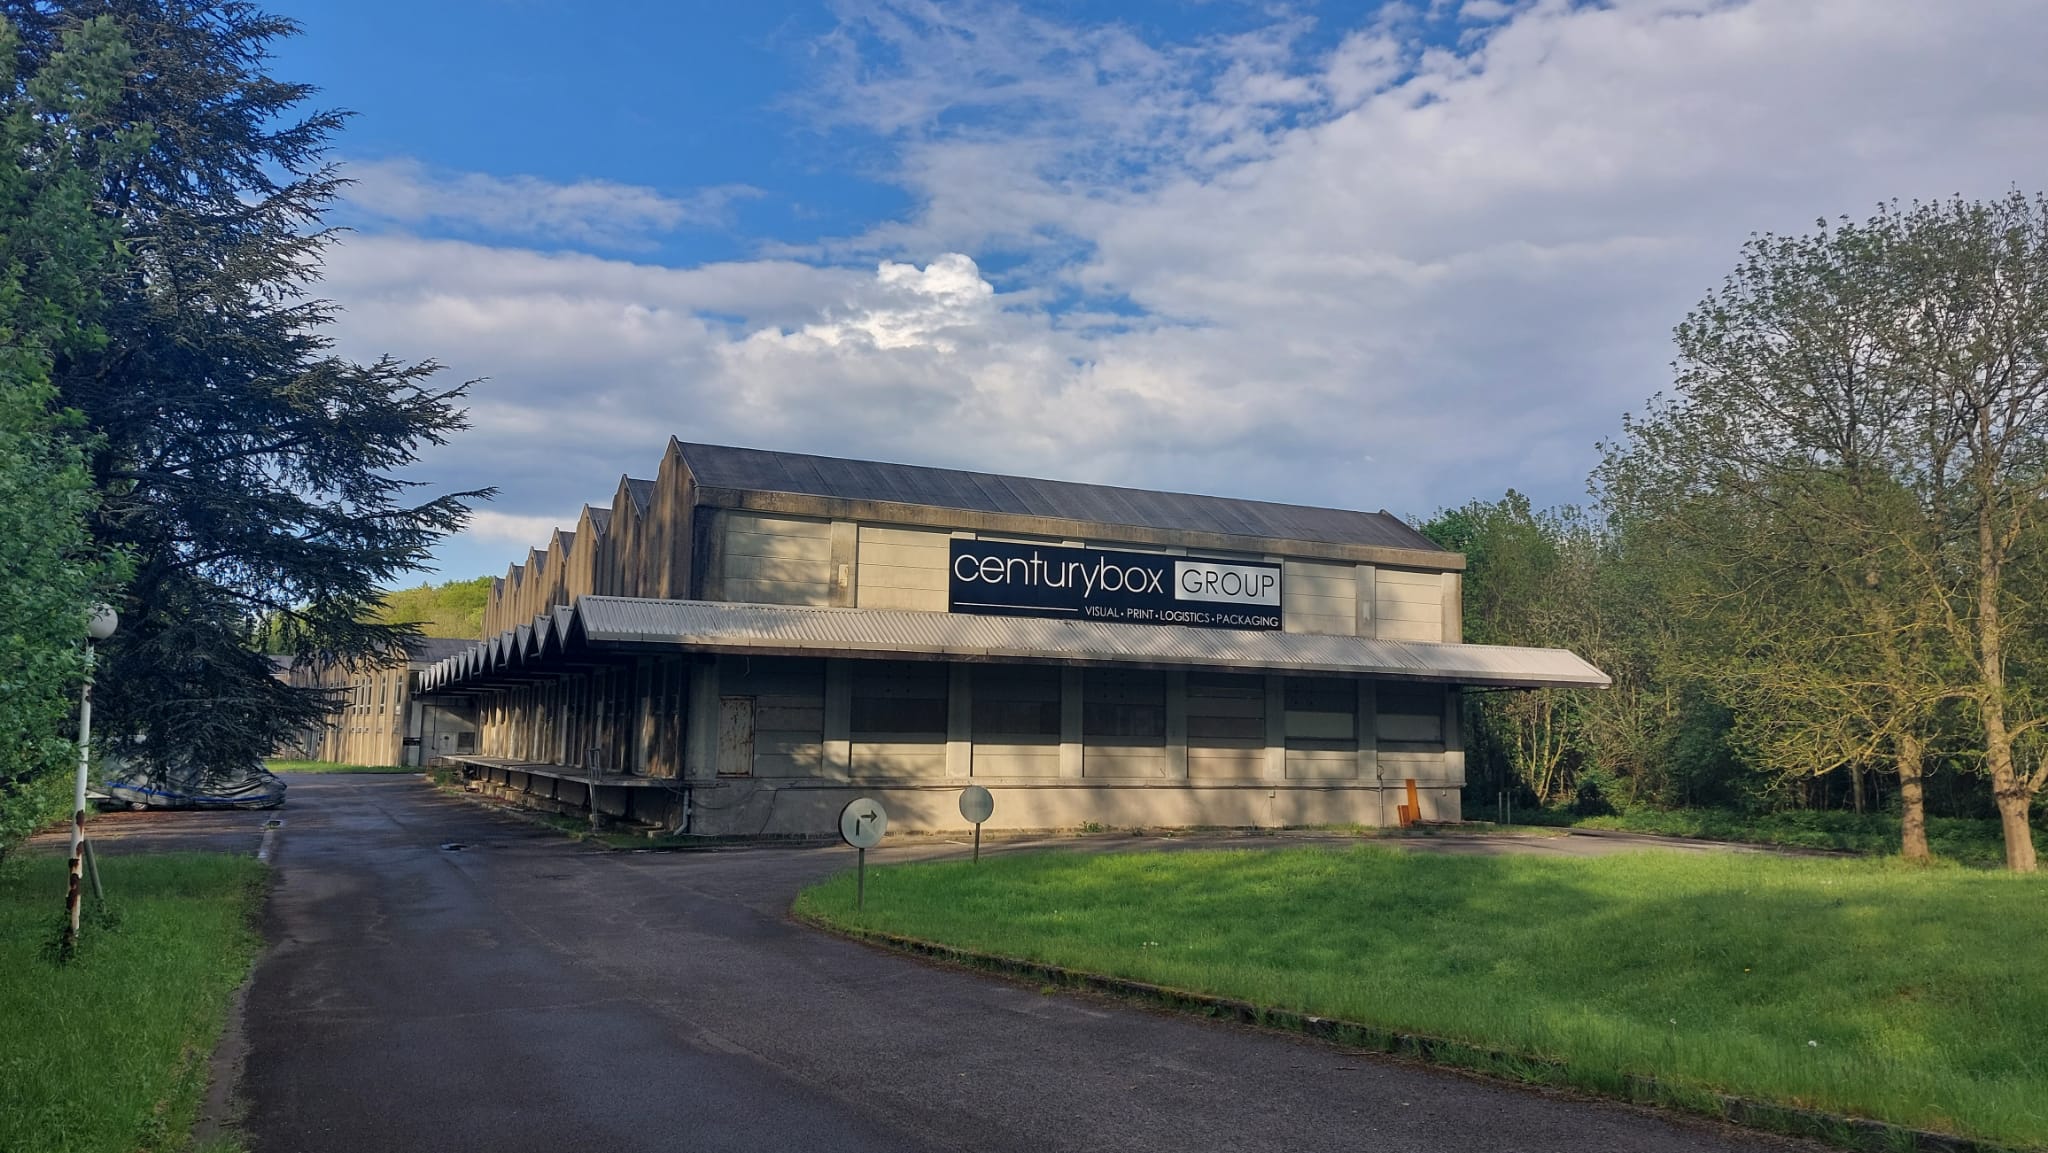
220, 774, 1810, 1153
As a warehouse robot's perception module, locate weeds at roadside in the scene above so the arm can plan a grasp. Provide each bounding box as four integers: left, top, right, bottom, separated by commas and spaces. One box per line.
2, 854, 266, 1153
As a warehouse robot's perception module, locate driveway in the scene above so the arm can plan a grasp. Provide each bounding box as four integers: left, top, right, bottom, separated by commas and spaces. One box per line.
235, 775, 1807, 1153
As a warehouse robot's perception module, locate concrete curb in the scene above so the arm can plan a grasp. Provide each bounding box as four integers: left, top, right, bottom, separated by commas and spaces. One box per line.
800, 917, 2010, 1153
1559, 827, 1856, 857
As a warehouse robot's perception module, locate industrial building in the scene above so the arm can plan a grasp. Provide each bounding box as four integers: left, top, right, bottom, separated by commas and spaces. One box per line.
414, 440, 1606, 835
285, 637, 478, 767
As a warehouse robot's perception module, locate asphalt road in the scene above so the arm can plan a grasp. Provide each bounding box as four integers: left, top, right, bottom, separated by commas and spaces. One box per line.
230, 775, 1808, 1153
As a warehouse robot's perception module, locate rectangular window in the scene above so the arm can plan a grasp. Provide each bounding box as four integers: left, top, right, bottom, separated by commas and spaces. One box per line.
1284, 677, 1357, 751
1083, 669, 1166, 743
850, 661, 949, 740
971, 665, 1061, 740
1186, 673, 1265, 744
1377, 682, 1445, 748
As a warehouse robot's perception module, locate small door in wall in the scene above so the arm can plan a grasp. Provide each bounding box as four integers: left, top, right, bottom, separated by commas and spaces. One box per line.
718, 696, 756, 777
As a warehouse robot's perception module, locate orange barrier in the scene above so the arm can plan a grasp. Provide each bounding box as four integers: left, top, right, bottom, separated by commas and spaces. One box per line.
1394, 778, 1423, 827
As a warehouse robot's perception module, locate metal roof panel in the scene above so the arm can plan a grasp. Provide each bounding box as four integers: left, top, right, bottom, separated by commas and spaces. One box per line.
675, 442, 1445, 553
562, 597, 1606, 688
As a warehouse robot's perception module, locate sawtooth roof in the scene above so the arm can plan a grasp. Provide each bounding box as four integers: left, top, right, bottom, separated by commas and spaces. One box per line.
674, 442, 1444, 554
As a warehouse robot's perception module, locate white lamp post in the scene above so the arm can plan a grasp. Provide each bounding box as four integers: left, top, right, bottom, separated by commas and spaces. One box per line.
63, 604, 118, 955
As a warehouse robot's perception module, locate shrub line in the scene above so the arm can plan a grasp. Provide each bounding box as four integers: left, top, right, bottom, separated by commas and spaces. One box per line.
798, 915, 2007, 1153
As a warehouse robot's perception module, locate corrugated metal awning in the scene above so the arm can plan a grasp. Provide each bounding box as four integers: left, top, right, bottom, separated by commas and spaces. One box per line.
421, 596, 1608, 691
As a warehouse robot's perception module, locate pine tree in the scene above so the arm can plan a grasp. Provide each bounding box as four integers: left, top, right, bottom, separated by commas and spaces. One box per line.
5, 0, 485, 774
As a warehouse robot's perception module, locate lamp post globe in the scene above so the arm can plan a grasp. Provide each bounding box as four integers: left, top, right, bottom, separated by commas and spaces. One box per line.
87, 604, 118, 641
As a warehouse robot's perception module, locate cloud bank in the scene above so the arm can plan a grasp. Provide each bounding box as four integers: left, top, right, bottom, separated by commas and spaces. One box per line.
319, 0, 2048, 578
344, 158, 758, 249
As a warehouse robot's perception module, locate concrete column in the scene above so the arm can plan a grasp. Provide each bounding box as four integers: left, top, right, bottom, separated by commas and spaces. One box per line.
635, 657, 655, 775
1264, 674, 1287, 781
1165, 670, 1188, 780
946, 663, 972, 778
1441, 572, 1463, 644
1355, 564, 1377, 639
1060, 667, 1084, 779
700, 510, 727, 602
556, 679, 572, 767
823, 659, 852, 781
1444, 685, 1466, 788
684, 658, 721, 780
1357, 677, 1379, 786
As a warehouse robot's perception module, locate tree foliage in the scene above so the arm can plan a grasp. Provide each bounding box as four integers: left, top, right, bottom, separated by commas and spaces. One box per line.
4, 0, 485, 776
1453, 195, 2048, 871
0, 13, 130, 860
371, 576, 491, 640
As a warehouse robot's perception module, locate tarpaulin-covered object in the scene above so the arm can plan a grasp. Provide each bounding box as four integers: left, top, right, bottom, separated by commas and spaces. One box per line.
100, 755, 286, 810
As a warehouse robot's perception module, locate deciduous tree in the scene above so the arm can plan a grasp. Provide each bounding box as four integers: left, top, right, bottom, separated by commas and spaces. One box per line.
1601, 195, 2048, 870
0, 13, 130, 859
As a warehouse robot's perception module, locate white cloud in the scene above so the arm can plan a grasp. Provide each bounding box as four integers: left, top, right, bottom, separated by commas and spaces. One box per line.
463, 510, 583, 544
317, 0, 2048, 581
784, 254, 996, 351
344, 158, 758, 249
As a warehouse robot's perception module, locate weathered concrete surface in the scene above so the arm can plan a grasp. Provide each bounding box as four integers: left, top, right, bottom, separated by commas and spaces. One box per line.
237, 776, 1812, 1153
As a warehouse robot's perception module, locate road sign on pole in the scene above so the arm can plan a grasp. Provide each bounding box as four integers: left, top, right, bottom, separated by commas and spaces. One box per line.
839, 798, 887, 910
958, 785, 993, 864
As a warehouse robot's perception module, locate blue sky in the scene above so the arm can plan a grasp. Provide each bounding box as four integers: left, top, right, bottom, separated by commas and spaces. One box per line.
263, 1, 2048, 585
274, 0, 1397, 271
274, 0, 880, 267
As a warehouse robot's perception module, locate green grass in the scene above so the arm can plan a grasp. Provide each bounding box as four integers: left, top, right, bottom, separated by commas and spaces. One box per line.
1513, 807, 2039, 868
796, 847, 2048, 1148
263, 759, 417, 774
1, 854, 268, 1153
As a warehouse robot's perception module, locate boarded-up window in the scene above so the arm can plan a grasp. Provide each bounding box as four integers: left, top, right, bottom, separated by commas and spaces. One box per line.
1377, 682, 1445, 748
851, 660, 949, 778
971, 665, 1061, 740
1284, 677, 1357, 751
850, 661, 949, 739
1084, 669, 1166, 743
1186, 673, 1265, 744
725, 658, 825, 776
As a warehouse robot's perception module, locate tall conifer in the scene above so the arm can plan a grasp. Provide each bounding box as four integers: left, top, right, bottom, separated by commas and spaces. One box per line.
5, 0, 485, 772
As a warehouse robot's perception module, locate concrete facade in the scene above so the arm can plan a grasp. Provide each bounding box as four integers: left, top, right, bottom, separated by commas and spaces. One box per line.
285, 638, 478, 767
423, 440, 1601, 835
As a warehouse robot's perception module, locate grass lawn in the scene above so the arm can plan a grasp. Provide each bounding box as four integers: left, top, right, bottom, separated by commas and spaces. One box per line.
796, 847, 2048, 1148
264, 759, 416, 774
0, 853, 267, 1153
1517, 807, 2041, 869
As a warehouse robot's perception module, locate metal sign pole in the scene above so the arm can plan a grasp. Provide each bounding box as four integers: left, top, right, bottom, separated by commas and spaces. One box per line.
958, 785, 993, 866
839, 797, 887, 913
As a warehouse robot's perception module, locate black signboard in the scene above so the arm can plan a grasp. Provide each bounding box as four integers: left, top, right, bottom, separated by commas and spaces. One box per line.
948, 540, 1283, 631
